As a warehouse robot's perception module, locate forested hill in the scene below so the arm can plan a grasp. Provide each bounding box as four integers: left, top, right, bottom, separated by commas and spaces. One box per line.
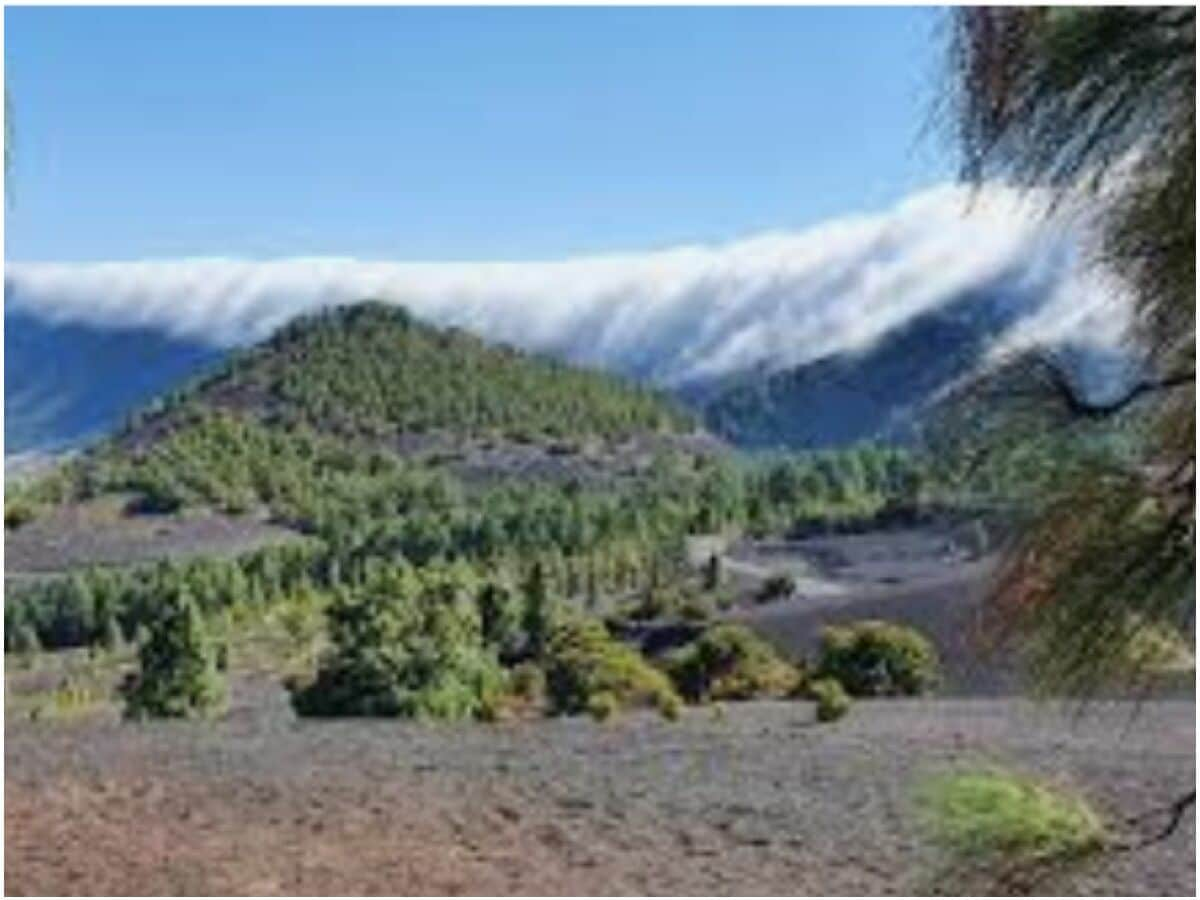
119, 301, 695, 449
8, 302, 716, 525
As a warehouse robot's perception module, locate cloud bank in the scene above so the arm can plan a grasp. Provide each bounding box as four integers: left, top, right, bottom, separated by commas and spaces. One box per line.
5, 183, 1131, 389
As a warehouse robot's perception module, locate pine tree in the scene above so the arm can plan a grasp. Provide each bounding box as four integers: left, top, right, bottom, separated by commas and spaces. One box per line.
121, 588, 227, 719
704, 552, 723, 591
522, 560, 554, 658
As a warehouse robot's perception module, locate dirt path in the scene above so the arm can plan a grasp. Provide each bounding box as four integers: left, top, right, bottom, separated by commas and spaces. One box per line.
6, 682, 1194, 896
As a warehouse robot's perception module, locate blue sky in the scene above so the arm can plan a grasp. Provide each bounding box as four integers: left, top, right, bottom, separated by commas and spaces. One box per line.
6, 6, 950, 262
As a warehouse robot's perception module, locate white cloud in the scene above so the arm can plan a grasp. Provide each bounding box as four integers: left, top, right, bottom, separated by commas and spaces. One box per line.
5, 182, 1132, 388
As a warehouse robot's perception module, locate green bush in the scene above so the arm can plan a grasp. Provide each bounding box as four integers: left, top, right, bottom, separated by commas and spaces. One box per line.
482, 661, 548, 721
817, 619, 939, 696
678, 594, 715, 623
521, 561, 559, 658
620, 585, 712, 623
4, 499, 36, 530
755, 573, 796, 604
809, 676, 851, 722
290, 566, 505, 720
507, 661, 546, 703
98, 615, 125, 652
476, 578, 525, 659
915, 770, 1105, 871
622, 586, 681, 621
1117, 617, 1194, 678
666, 624, 801, 702
703, 553, 723, 590
587, 690, 620, 721
9, 622, 41, 656
542, 617, 680, 719
121, 589, 227, 719
657, 690, 683, 721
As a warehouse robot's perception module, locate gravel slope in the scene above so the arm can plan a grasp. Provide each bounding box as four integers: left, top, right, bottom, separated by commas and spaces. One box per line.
5, 679, 1194, 896
5, 495, 304, 577
6, 524, 1194, 895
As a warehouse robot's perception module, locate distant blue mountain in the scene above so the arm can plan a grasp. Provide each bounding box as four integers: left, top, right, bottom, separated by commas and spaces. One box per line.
695, 280, 1039, 448
4, 276, 1121, 457
5, 308, 223, 456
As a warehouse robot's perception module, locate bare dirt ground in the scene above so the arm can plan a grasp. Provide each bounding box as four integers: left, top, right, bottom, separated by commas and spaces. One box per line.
5, 523, 1195, 896
722, 528, 1016, 695
722, 527, 1194, 699
387, 428, 726, 488
5, 685, 1194, 896
4, 494, 304, 578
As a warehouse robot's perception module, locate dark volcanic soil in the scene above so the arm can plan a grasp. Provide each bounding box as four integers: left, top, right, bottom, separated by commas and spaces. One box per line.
721, 527, 1194, 699
6, 524, 1195, 895
4, 495, 304, 578
5, 682, 1194, 896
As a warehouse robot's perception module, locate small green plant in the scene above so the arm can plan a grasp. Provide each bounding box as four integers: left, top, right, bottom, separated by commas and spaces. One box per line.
621, 585, 713, 623
4, 499, 36, 530
818, 619, 939, 696
703, 553, 723, 590
542, 616, 680, 719
587, 690, 620, 722
656, 690, 683, 721
755, 572, 796, 604
522, 561, 559, 658
508, 661, 546, 703
9, 622, 41, 657
1117, 617, 1194, 678
621, 585, 680, 622
485, 661, 548, 721
666, 624, 801, 702
121, 589, 227, 720
678, 594, 714, 623
98, 615, 125, 653
268, 586, 328, 673
914, 770, 1105, 874
809, 677, 850, 722
477, 578, 525, 659
40, 677, 103, 719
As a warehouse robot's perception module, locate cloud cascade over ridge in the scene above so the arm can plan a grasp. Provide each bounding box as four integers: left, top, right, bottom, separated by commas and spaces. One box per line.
6, 183, 1130, 389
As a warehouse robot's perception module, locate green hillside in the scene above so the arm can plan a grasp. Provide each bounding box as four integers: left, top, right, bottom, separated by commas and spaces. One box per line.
6, 301, 942, 716
124, 301, 695, 445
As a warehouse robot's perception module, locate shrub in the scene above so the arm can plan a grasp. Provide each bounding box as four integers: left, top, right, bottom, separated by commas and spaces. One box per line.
755, 573, 796, 604
621, 585, 681, 622
678, 595, 715, 623
9, 622, 41, 656
507, 661, 546, 703
817, 620, 939, 696
621, 585, 712, 623
809, 677, 850, 722
98, 615, 125, 653
657, 690, 683, 721
4, 499, 36, 530
31, 677, 103, 721
484, 661, 548, 721
542, 617, 680, 718
666, 624, 801, 702
1118, 617, 1194, 678
522, 561, 559, 658
476, 578, 525, 659
914, 770, 1105, 872
703, 553, 723, 590
121, 589, 227, 719
290, 566, 505, 720
587, 690, 619, 721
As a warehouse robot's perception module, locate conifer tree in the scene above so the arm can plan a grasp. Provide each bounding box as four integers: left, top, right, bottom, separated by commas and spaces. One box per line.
122, 588, 227, 719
